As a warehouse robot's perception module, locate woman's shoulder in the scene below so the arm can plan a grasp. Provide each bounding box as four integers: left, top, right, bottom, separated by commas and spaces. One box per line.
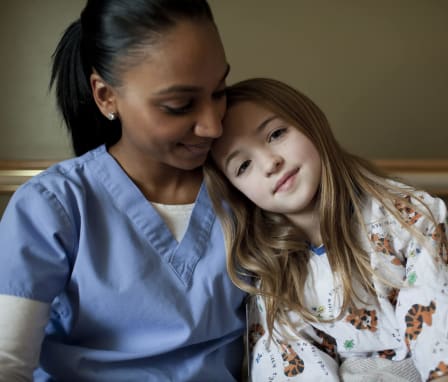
6, 146, 110, 217
19, 145, 108, 194
36, 145, 106, 181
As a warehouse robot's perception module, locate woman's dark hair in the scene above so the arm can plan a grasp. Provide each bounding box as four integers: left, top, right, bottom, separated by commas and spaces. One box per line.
50, 0, 214, 156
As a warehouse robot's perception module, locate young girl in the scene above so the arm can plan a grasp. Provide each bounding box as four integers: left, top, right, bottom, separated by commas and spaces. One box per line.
205, 78, 448, 381
0, 1, 246, 381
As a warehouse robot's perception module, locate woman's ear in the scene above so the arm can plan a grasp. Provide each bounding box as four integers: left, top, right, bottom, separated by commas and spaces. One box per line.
90, 72, 117, 119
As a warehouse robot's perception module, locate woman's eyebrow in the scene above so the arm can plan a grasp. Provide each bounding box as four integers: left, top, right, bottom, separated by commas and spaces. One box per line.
154, 64, 230, 96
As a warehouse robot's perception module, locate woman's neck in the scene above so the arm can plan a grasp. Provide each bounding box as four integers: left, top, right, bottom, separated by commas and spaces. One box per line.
108, 145, 203, 204
132, 168, 203, 204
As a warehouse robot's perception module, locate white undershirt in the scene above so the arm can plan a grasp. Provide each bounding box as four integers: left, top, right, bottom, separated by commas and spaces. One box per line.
0, 294, 49, 381
0, 202, 194, 380
151, 202, 194, 242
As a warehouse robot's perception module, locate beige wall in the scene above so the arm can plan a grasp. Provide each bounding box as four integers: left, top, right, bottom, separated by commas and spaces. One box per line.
1, 1, 447, 215
0, 1, 83, 160
1, 0, 446, 161
0, 196, 9, 216
211, 0, 448, 159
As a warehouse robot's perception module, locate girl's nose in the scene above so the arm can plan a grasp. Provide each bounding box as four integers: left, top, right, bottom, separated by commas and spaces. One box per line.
265, 154, 284, 176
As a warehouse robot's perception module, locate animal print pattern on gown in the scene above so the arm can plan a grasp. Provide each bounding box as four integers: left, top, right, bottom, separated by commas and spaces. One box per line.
247, 191, 448, 381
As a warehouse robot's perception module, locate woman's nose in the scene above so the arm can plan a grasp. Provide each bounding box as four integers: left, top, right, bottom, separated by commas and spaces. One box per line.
194, 102, 225, 139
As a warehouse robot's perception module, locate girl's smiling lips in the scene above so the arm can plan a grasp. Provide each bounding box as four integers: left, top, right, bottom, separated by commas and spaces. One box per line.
273, 168, 299, 194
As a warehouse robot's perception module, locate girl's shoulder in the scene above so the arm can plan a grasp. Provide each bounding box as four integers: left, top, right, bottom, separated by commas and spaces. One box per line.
359, 183, 447, 257
362, 180, 447, 225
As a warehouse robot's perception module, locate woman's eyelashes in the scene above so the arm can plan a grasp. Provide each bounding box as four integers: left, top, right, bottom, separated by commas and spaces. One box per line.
161, 100, 194, 115
160, 88, 226, 116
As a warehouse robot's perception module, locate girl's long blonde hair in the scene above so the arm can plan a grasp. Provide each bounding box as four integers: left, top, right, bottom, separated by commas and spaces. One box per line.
204, 78, 432, 335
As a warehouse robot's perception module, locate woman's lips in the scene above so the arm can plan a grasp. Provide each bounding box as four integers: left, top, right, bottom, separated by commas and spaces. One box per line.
181, 141, 211, 155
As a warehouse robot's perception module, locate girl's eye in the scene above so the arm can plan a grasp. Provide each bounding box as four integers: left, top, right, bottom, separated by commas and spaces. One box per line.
268, 127, 287, 142
236, 160, 251, 176
161, 100, 194, 115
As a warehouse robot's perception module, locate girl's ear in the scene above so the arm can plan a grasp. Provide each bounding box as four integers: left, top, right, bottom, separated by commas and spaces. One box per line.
90, 72, 117, 118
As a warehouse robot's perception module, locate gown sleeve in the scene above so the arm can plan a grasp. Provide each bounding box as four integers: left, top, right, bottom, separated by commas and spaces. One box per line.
393, 193, 448, 381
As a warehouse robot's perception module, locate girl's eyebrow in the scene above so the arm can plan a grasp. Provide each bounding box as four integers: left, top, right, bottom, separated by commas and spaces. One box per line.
224, 114, 277, 170
256, 115, 277, 134
154, 64, 230, 96
224, 149, 241, 171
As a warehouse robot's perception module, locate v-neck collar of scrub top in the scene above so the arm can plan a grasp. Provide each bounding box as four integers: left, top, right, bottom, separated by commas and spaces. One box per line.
89, 145, 215, 287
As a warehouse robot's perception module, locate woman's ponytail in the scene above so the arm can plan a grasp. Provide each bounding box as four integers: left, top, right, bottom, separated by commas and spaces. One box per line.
49, 19, 120, 156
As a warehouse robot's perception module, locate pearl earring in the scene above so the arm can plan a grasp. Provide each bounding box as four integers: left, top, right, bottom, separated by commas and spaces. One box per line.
107, 112, 117, 121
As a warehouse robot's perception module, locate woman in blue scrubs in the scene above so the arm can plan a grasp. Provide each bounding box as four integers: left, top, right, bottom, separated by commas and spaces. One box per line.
0, 1, 246, 381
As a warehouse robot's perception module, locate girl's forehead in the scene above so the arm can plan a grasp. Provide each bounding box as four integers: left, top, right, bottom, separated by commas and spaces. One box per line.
213, 102, 274, 162
223, 102, 275, 135
225, 101, 266, 122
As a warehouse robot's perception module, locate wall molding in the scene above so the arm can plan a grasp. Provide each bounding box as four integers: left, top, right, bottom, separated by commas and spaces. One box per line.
0, 160, 58, 194
372, 160, 448, 198
1, 159, 448, 197
373, 159, 448, 173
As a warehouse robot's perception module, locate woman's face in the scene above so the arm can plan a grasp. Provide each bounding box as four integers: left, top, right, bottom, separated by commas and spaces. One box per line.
212, 101, 322, 216
109, 20, 228, 171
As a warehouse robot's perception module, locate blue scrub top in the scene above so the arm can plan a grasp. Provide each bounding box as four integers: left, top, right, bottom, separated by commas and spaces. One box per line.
0, 145, 246, 381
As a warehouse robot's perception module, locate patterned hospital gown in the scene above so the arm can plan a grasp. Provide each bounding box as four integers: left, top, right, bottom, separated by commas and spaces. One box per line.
247, 191, 448, 382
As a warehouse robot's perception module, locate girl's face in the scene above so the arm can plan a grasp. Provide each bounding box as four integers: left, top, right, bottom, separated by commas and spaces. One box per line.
212, 101, 322, 216
109, 20, 228, 170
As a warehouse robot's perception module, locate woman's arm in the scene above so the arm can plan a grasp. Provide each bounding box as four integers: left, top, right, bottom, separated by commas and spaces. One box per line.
0, 294, 49, 381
